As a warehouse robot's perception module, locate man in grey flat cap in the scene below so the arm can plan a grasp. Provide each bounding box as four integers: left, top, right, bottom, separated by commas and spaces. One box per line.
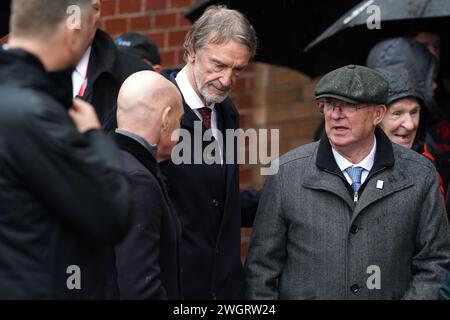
245, 65, 450, 300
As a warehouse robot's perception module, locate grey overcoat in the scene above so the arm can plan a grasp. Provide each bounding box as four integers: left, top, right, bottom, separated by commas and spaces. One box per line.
245, 130, 450, 299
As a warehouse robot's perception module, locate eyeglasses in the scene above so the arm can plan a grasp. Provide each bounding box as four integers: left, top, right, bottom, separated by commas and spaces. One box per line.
319, 100, 370, 115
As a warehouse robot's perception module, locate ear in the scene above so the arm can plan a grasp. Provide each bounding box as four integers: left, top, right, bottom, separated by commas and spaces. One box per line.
316, 100, 325, 114
187, 47, 196, 64
373, 104, 387, 126
160, 106, 172, 132
62, 25, 79, 55
153, 65, 162, 73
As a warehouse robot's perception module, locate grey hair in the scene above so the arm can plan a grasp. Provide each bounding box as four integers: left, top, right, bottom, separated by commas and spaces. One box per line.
10, 0, 91, 38
183, 5, 257, 62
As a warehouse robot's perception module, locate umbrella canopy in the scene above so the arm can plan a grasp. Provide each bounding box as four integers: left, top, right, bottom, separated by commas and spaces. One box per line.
0, 0, 11, 38
304, 0, 450, 77
185, 0, 361, 77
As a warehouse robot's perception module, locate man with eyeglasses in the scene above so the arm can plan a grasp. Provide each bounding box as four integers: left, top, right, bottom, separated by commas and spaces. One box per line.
245, 65, 450, 299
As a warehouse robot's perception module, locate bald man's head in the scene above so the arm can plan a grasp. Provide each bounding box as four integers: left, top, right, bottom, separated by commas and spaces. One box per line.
117, 71, 183, 161
118, 71, 182, 129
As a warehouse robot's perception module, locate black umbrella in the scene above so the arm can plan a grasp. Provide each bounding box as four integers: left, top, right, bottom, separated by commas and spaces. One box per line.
0, 0, 11, 38
304, 0, 450, 77
185, 0, 361, 77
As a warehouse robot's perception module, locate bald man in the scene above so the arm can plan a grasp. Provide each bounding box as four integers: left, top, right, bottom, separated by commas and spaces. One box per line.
111, 71, 184, 300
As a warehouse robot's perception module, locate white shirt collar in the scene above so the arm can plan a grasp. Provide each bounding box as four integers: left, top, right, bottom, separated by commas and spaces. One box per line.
332, 136, 377, 173
175, 66, 215, 111
75, 46, 91, 77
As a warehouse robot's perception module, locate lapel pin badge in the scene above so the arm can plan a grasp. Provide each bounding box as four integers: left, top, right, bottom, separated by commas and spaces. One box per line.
376, 180, 384, 190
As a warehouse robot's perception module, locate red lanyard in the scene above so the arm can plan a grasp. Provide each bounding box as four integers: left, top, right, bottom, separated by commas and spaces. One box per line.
77, 77, 88, 97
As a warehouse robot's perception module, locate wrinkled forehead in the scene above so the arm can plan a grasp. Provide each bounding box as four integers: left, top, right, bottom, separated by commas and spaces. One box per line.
200, 40, 251, 61
387, 97, 421, 109
199, 32, 250, 53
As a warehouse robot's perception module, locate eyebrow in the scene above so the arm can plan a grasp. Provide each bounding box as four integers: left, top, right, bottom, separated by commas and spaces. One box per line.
211, 59, 226, 66
210, 58, 247, 70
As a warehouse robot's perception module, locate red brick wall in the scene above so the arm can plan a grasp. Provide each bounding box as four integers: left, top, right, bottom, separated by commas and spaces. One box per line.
100, 0, 194, 67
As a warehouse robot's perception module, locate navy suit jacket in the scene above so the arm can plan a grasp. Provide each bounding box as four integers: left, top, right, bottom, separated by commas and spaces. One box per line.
159, 69, 259, 299
112, 133, 182, 300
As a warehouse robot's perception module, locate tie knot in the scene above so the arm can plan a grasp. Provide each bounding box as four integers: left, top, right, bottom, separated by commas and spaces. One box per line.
345, 166, 364, 192
198, 107, 212, 129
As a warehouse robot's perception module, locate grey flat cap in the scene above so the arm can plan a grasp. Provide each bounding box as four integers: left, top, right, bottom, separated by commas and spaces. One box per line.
315, 65, 388, 104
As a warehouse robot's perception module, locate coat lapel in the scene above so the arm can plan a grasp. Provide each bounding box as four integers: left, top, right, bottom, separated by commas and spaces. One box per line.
304, 128, 412, 222
166, 70, 205, 133
112, 131, 156, 166
83, 30, 118, 100
351, 167, 414, 223
216, 99, 239, 242
165, 69, 240, 242
302, 156, 414, 221
302, 167, 356, 209
180, 100, 203, 132
304, 137, 356, 208
350, 129, 403, 221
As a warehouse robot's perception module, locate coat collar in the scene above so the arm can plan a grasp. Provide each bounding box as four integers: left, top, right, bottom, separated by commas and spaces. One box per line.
164, 69, 201, 131
112, 132, 158, 177
316, 126, 395, 175
0, 47, 73, 109
304, 127, 408, 214
85, 30, 119, 87
112, 131, 172, 192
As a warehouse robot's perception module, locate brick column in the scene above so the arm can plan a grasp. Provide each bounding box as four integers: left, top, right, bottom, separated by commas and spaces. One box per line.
239, 63, 323, 263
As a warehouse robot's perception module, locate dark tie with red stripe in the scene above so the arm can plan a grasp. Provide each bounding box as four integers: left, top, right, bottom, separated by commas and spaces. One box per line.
198, 107, 212, 129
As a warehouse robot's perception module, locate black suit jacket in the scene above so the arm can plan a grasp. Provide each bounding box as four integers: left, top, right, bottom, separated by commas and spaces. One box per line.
82, 30, 150, 123
159, 69, 258, 299
112, 133, 182, 300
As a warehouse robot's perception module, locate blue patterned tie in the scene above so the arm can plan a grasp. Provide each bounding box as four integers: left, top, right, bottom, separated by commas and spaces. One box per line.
345, 166, 364, 192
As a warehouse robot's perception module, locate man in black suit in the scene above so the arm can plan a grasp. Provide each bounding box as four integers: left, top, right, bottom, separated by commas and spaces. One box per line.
160, 5, 259, 299
72, 0, 150, 123
112, 71, 184, 299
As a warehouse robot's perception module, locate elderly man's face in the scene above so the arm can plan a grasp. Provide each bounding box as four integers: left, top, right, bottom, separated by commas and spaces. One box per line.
188, 40, 250, 105
322, 98, 386, 154
380, 98, 420, 149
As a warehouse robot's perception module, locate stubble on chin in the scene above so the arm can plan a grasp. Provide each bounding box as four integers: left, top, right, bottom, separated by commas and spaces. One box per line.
201, 88, 228, 105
